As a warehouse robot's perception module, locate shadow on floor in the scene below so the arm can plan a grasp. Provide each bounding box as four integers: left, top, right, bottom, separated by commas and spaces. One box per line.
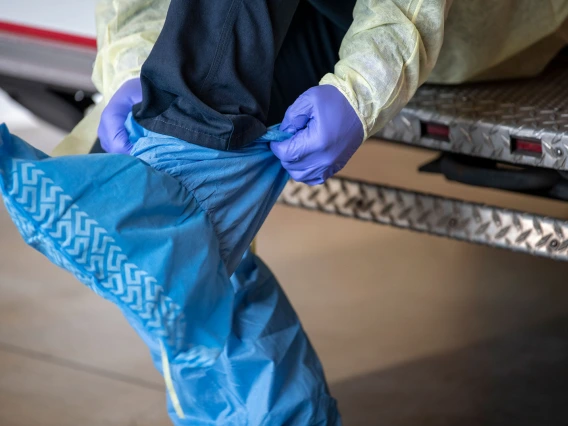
331, 315, 568, 426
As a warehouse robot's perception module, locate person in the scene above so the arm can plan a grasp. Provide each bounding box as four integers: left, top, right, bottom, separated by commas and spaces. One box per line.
92, 0, 568, 424
96, 0, 568, 184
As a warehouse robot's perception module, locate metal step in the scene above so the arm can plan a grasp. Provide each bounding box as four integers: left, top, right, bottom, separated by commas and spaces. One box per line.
278, 177, 568, 262
280, 55, 568, 261
376, 53, 568, 171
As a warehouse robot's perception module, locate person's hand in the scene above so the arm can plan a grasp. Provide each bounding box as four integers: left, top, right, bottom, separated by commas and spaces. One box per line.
270, 85, 364, 185
98, 78, 142, 154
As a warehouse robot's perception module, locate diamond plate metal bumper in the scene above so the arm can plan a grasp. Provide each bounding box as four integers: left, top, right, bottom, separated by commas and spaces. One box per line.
278, 178, 568, 261
326, 53, 568, 259
376, 54, 568, 171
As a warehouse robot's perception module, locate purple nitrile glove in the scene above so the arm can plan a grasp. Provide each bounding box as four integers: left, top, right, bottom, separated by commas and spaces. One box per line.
98, 78, 142, 154
270, 84, 364, 186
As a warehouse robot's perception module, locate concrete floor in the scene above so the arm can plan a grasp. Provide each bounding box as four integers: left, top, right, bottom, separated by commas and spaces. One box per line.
1, 92, 568, 425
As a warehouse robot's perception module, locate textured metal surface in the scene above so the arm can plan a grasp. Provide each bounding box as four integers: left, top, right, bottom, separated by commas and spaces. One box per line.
377, 54, 568, 171
279, 177, 568, 261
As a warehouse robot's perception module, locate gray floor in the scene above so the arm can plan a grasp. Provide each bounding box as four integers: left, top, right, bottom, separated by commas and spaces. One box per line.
1, 93, 568, 425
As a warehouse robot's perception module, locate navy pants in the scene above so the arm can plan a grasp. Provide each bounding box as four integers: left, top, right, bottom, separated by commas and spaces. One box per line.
133, 0, 356, 150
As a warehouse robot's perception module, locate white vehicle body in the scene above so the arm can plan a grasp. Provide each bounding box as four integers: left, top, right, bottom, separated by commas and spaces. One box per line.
1, 2, 98, 130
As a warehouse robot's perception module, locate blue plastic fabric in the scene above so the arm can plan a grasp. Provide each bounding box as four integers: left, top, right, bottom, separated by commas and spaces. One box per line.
159, 248, 341, 425
0, 117, 340, 425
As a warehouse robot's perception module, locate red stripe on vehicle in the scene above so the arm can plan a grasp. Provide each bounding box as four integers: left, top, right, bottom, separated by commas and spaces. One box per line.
0, 21, 96, 49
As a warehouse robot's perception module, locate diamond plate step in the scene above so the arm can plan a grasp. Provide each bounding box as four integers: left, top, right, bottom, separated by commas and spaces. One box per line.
376, 54, 568, 171
278, 178, 568, 261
